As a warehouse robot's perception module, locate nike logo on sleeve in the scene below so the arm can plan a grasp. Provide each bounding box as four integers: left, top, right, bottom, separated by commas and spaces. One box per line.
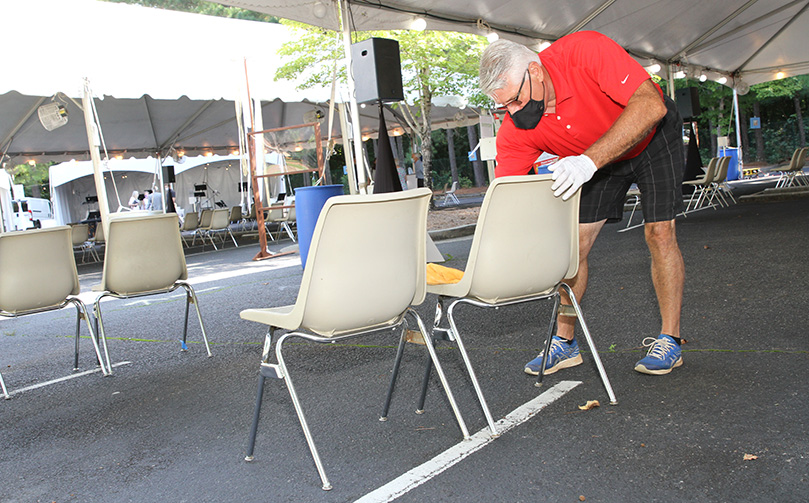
621, 74, 629, 84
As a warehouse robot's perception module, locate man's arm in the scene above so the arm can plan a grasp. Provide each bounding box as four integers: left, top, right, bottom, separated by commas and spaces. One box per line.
548, 80, 666, 199
583, 80, 666, 169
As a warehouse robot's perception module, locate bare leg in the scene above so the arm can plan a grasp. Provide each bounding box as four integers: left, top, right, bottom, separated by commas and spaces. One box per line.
557, 220, 606, 340
644, 219, 684, 338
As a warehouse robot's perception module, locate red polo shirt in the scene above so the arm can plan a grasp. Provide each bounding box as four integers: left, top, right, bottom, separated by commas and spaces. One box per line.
494, 31, 662, 177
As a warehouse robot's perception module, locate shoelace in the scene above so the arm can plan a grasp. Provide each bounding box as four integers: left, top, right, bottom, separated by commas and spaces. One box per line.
641, 336, 675, 360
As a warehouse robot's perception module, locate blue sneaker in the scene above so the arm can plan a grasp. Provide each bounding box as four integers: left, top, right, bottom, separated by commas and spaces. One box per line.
634, 334, 683, 375
524, 336, 583, 375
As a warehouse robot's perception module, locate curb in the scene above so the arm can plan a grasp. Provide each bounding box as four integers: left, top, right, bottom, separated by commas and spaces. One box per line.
429, 224, 476, 241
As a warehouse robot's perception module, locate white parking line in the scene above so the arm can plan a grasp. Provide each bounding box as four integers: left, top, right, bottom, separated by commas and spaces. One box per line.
5, 361, 132, 397
354, 380, 581, 503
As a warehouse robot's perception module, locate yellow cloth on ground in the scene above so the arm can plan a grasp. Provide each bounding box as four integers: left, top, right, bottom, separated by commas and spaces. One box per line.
426, 263, 464, 285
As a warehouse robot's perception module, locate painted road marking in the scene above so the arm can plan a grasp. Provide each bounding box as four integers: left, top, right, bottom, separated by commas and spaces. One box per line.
354, 380, 581, 503
5, 361, 132, 397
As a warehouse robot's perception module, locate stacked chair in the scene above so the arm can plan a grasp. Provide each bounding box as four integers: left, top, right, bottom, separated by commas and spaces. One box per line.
0, 227, 108, 398
239, 188, 467, 491
383, 174, 617, 437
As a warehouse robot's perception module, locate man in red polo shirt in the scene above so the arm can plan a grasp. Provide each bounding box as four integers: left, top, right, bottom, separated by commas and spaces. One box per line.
480, 31, 686, 376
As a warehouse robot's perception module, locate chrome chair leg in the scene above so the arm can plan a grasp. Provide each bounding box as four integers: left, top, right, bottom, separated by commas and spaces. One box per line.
380, 326, 408, 421
560, 283, 618, 405
275, 332, 333, 491
446, 300, 498, 437
535, 294, 561, 387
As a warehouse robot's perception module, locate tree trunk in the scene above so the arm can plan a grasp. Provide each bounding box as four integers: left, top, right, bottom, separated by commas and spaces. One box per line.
446, 128, 459, 186
467, 124, 486, 186
709, 117, 717, 157
753, 101, 765, 162
794, 94, 806, 147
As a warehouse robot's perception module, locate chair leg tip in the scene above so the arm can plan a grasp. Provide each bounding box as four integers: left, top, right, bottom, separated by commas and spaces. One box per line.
244, 455, 254, 462
322, 484, 333, 491
609, 400, 619, 406
415, 409, 424, 415
379, 416, 388, 422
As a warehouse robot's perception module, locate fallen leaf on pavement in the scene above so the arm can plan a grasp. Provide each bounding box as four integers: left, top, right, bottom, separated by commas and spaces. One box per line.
743, 454, 759, 461
578, 400, 600, 410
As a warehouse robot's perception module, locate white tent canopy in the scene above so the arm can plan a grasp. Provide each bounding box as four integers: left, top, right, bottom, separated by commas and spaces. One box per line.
0, 0, 481, 167
214, 0, 809, 87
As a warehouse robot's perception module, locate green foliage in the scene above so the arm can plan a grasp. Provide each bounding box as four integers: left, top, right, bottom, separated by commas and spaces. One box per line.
276, 22, 488, 108
5, 163, 51, 199
99, 0, 279, 22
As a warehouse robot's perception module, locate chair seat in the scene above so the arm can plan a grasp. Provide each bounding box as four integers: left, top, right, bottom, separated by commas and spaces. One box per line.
240, 305, 298, 328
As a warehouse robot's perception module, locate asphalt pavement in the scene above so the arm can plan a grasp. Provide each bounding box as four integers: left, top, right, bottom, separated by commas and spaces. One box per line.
1, 185, 807, 503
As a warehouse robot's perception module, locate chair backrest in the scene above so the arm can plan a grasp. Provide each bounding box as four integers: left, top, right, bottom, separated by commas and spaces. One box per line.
199, 209, 213, 229
210, 208, 230, 229
100, 213, 187, 295
181, 211, 199, 231
787, 147, 802, 171
447, 181, 459, 194
70, 223, 90, 246
698, 157, 719, 186
798, 147, 809, 170
267, 204, 285, 222
457, 175, 579, 304
0, 226, 80, 313
291, 188, 432, 337
287, 205, 296, 222
92, 222, 105, 243
713, 156, 731, 183
247, 204, 256, 219
229, 206, 242, 224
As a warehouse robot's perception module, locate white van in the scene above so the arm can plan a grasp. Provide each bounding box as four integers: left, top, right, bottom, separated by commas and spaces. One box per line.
11, 197, 54, 230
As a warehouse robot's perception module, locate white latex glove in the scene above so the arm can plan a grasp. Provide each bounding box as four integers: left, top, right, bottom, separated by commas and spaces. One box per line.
549, 154, 598, 200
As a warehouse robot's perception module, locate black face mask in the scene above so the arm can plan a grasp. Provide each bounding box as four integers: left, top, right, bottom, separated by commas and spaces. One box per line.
509, 77, 546, 130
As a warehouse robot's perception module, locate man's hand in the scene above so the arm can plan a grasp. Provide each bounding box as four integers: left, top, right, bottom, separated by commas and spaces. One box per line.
549, 154, 597, 200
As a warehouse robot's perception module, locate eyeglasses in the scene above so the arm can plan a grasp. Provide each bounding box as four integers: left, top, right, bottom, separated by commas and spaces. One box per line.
495, 67, 530, 109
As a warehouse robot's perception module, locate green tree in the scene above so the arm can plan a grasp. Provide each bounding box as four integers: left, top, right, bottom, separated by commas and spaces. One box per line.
5, 162, 51, 199
275, 21, 488, 189
99, 0, 279, 22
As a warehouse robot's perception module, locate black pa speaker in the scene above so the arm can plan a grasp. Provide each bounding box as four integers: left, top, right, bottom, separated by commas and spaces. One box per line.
162, 165, 175, 183
351, 38, 404, 104
675, 87, 701, 120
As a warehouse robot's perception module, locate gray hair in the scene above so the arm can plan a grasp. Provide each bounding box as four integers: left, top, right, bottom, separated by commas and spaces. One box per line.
479, 39, 541, 97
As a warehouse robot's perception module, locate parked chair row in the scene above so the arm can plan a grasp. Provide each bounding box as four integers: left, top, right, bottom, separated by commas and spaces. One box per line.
682, 155, 735, 215
0, 214, 212, 398
182, 208, 238, 249
240, 176, 617, 490
775, 147, 808, 188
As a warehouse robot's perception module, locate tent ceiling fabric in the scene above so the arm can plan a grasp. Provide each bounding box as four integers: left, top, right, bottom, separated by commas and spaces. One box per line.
214, 0, 809, 85
0, 90, 480, 165
0, 0, 479, 165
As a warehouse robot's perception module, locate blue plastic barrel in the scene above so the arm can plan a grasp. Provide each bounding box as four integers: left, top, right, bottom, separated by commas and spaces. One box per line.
718, 147, 740, 181
294, 184, 344, 269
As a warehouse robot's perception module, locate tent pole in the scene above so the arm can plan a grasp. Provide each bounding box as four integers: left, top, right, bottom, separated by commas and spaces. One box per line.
338, 0, 368, 194
733, 88, 743, 175
338, 102, 359, 194
82, 81, 110, 239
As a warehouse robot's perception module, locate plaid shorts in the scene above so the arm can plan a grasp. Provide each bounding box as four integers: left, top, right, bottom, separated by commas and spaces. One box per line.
579, 96, 685, 224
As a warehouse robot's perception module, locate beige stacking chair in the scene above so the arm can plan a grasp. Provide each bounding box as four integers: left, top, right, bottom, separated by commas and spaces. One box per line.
70, 222, 99, 263
264, 204, 295, 242
203, 208, 238, 249
682, 157, 720, 214
440, 180, 460, 206
384, 175, 617, 437
775, 147, 808, 188
228, 205, 243, 232
191, 209, 213, 246
0, 227, 108, 399
240, 188, 468, 491
179, 211, 199, 247
93, 213, 212, 373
